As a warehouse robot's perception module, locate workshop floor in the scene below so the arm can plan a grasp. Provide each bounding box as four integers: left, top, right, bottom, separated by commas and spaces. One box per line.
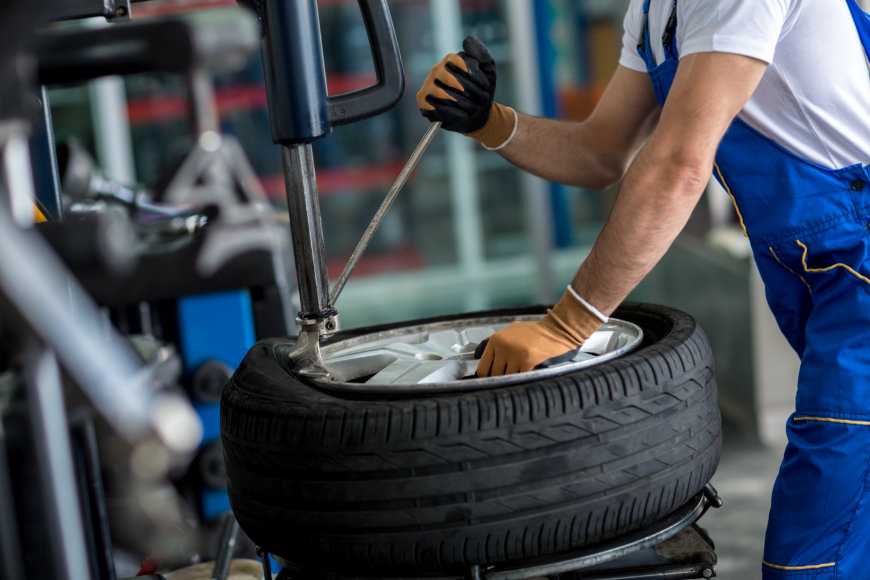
702, 441, 784, 580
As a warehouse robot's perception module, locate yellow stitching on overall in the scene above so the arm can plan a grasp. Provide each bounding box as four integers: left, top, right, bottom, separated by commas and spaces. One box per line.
769, 246, 813, 295
713, 163, 748, 237
762, 561, 836, 571
795, 240, 870, 286
794, 416, 870, 427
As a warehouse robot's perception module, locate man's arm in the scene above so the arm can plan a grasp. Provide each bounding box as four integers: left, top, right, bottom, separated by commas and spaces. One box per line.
476, 52, 767, 377
573, 52, 767, 315
417, 39, 658, 190
498, 66, 660, 189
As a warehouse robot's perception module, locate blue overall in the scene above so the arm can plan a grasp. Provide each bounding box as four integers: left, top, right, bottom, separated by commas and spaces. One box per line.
638, 1, 870, 577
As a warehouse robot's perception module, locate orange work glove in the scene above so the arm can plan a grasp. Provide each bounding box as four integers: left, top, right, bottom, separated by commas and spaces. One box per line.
476, 287, 607, 377
416, 36, 518, 150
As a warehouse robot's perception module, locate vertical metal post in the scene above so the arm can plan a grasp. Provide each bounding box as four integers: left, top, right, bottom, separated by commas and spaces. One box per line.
187, 68, 235, 194
1, 123, 39, 226
0, 417, 23, 580
188, 69, 221, 138
89, 75, 137, 184
507, 0, 555, 303
258, 0, 335, 328
23, 342, 92, 580
430, 0, 486, 310
70, 412, 118, 580
282, 144, 333, 321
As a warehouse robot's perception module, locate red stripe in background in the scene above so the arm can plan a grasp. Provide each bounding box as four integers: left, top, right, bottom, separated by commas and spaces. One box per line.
132, 0, 370, 16
127, 74, 375, 125
127, 96, 187, 125
132, 0, 236, 17
259, 161, 404, 198
327, 246, 425, 278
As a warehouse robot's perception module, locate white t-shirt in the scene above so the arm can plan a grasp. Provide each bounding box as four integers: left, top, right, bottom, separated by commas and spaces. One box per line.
619, 0, 870, 170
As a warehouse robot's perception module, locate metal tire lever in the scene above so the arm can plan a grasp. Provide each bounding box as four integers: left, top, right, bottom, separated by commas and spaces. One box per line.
329, 122, 441, 305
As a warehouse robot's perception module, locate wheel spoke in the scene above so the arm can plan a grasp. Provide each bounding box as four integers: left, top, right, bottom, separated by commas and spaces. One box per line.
461, 326, 494, 346
383, 341, 449, 360
423, 329, 479, 358
366, 358, 468, 385
325, 352, 397, 383
581, 330, 617, 355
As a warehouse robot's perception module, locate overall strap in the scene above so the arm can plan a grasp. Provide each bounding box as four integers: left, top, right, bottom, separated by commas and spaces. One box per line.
637, 0, 658, 71
637, 0, 679, 71
845, 0, 870, 64
662, 0, 679, 61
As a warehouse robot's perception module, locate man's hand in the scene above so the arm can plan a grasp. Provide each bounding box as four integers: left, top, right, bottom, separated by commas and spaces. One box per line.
416, 36, 517, 149
476, 288, 604, 377
418, 40, 661, 189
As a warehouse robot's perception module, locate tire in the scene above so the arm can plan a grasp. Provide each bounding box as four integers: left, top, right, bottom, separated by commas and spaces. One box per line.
221, 303, 720, 576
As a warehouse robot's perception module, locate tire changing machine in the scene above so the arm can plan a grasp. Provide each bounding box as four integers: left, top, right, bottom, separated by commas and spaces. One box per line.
242, 1, 724, 578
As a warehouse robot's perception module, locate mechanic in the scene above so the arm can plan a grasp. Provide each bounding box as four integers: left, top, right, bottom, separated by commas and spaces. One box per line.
417, 0, 870, 577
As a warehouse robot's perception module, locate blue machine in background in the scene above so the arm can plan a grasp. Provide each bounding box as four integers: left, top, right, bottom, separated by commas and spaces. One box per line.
178, 290, 257, 521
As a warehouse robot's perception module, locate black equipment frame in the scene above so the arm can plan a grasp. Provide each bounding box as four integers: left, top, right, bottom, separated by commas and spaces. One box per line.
262, 486, 722, 580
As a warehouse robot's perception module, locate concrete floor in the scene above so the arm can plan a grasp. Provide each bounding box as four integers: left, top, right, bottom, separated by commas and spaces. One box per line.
702, 442, 785, 580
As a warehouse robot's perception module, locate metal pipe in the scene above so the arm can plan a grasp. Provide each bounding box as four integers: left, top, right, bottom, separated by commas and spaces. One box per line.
330, 122, 440, 305
188, 68, 221, 138
0, 139, 200, 450
1, 124, 38, 226
430, 0, 486, 311
0, 212, 150, 437
507, 0, 555, 303
282, 144, 332, 319
23, 342, 92, 580
0, 408, 23, 580
70, 412, 118, 580
89, 75, 137, 184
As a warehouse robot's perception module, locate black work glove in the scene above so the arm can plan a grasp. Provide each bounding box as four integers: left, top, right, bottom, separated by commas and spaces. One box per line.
416, 36, 499, 135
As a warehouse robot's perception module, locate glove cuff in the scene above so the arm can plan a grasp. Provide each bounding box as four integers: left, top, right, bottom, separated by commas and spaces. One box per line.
468, 103, 518, 150
564, 285, 609, 324
546, 287, 606, 345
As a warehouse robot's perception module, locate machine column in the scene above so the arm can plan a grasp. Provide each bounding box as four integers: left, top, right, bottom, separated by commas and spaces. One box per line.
281, 144, 333, 321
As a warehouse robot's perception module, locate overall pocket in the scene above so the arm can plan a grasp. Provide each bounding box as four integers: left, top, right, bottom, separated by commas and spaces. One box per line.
794, 238, 870, 289
772, 214, 870, 420
773, 216, 870, 294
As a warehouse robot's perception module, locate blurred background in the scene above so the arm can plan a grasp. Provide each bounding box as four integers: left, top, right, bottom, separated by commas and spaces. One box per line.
44, 1, 808, 577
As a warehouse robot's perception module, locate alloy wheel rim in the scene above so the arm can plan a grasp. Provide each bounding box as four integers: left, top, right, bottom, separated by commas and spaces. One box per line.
314, 315, 643, 394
